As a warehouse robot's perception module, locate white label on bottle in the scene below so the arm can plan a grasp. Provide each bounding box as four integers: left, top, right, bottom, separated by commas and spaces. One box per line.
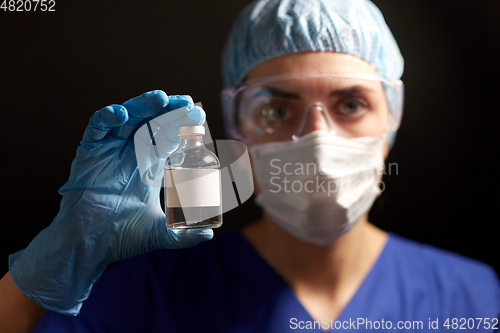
165, 169, 221, 207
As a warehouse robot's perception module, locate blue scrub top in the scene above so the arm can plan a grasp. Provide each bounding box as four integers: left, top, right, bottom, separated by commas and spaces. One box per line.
34, 231, 500, 332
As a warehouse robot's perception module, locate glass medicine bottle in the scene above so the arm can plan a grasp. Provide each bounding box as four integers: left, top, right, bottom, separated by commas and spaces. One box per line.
165, 125, 222, 229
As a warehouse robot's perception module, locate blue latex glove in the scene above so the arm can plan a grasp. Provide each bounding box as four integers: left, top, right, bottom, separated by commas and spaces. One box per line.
9, 90, 213, 316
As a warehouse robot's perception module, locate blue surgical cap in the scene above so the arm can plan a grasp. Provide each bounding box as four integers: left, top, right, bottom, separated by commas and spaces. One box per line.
221, 0, 404, 88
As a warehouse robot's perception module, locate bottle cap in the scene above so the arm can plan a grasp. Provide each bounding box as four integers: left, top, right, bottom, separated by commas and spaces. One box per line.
178, 125, 205, 136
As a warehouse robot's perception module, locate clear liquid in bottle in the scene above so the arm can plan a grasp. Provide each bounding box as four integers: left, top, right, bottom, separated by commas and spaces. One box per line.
164, 125, 222, 229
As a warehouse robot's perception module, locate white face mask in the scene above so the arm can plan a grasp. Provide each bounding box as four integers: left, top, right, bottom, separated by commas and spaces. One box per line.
249, 131, 386, 246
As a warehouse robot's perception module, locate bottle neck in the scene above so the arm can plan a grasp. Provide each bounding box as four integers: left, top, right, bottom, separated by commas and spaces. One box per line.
179, 135, 204, 149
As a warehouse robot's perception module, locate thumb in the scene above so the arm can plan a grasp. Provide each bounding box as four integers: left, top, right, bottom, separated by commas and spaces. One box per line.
164, 229, 214, 249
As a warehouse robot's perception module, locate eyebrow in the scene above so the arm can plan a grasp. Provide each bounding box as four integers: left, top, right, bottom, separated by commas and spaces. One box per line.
263, 87, 300, 99
329, 85, 375, 97
261, 85, 375, 99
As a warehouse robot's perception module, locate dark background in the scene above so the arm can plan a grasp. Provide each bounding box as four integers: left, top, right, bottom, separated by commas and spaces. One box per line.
1, 0, 499, 278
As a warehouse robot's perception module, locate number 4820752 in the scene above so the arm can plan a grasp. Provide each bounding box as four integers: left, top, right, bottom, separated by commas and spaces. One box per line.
1, 0, 56, 11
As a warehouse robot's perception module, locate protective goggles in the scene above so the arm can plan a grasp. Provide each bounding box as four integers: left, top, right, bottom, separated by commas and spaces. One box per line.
221, 72, 404, 144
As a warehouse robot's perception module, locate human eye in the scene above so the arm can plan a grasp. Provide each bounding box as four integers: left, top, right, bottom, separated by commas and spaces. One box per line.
259, 102, 291, 122
336, 98, 369, 118
252, 100, 296, 134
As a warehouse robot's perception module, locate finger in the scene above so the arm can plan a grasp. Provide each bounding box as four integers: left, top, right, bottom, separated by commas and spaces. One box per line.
165, 228, 214, 249
147, 106, 206, 158
164, 95, 194, 113
123, 90, 170, 126
108, 90, 169, 139
151, 104, 205, 128
133, 105, 206, 188
141, 94, 197, 130
136, 102, 205, 156
82, 105, 128, 142
110, 92, 196, 139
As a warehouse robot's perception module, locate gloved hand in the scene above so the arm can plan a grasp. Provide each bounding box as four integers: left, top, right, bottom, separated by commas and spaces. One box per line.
8, 90, 213, 316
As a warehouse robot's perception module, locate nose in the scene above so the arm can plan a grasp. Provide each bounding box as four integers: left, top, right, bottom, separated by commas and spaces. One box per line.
293, 104, 333, 139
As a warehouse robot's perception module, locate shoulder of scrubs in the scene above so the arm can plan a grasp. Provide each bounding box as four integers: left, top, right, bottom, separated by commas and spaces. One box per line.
388, 232, 500, 318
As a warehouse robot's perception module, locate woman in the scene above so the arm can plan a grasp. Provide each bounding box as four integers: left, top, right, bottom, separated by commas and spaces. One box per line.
1, 0, 499, 332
